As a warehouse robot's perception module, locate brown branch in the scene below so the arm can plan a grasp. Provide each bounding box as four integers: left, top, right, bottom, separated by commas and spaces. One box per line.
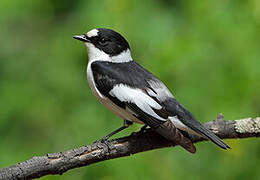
0, 115, 259, 180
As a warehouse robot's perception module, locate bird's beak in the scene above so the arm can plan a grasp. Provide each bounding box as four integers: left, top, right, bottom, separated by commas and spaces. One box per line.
73, 34, 90, 42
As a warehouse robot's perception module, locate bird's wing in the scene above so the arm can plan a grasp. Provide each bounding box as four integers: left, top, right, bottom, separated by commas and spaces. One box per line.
91, 61, 168, 126
91, 60, 196, 153
108, 84, 167, 125
146, 77, 230, 149
91, 60, 229, 150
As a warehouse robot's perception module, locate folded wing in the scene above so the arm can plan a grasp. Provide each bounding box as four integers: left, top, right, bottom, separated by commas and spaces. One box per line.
91, 60, 196, 153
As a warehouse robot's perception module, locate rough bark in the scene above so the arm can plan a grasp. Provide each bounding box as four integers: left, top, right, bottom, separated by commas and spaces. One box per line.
0, 114, 259, 180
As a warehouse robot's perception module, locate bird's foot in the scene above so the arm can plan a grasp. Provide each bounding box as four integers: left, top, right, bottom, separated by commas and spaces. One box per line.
93, 137, 113, 153
140, 125, 149, 133
132, 125, 151, 136
93, 120, 133, 152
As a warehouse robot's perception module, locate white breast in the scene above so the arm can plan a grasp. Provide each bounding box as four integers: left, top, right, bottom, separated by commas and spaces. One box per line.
86, 62, 104, 99
86, 62, 143, 124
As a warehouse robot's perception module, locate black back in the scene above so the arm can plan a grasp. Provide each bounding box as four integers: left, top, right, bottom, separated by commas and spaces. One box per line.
91, 60, 158, 95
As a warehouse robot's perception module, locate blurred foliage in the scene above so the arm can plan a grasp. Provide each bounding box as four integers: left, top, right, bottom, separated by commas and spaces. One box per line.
0, 0, 260, 179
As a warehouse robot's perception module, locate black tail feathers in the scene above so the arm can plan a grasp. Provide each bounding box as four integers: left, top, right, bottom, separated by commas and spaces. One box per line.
190, 122, 230, 149
198, 125, 230, 149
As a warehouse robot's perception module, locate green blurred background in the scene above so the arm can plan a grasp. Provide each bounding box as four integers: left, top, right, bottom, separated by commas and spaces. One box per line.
0, 0, 260, 179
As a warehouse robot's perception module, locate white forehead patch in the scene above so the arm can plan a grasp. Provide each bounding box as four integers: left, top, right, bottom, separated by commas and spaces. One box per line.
87, 29, 99, 37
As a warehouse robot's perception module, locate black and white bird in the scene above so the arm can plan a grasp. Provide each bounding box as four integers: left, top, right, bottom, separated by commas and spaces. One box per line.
73, 28, 230, 153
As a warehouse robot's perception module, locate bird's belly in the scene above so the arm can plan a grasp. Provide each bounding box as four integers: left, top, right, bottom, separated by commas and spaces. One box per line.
86, 63, 143, 124
99, 97, 143, 124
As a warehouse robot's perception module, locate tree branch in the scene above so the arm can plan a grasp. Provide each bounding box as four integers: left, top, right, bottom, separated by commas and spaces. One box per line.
0, 115, 260, 180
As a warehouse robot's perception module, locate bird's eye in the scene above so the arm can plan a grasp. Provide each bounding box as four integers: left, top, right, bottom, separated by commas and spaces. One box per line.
99, 38, 109, 46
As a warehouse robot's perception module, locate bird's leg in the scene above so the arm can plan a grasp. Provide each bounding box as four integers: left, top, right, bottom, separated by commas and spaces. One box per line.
140, 125, 148, 133
100, 119, 133, 141
95, 120, 133, 152
94, 120, 133, 151
131, 124, 151, 136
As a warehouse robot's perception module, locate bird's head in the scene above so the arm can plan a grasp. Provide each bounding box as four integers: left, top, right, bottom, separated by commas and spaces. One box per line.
73, 28, 132, 63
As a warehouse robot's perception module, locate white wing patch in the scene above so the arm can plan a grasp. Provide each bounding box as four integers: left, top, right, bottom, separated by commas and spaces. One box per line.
146, 88, 157, 97
109, 84, 166, 121
147, 80, 174, 101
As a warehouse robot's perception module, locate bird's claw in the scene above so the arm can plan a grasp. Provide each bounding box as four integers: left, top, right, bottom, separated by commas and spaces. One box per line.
132, 125, 150, 136
93, 138, 113, 152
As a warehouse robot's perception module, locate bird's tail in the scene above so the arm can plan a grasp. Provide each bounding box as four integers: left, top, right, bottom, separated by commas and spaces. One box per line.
188, 121, 230, 149
155, 120, 196, 154
164, 98, 230, 150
